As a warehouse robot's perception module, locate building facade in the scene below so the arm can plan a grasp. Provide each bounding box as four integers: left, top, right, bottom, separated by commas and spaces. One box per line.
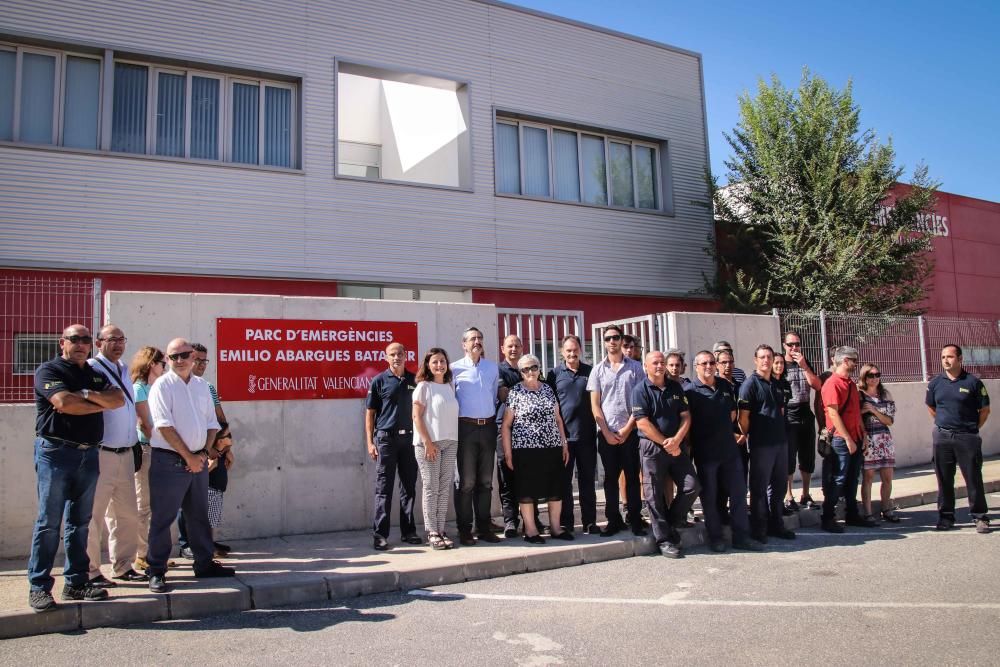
0, 0, 718, 333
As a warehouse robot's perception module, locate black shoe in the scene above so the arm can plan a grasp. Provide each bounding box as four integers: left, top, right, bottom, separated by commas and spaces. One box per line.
786, 498, 800, 512
62, 583, 109, 601
88, 574, 118, 589
732, 537, 765, 552
550, 530, 575, 541
630, 524, 648, 537
477, 531, 501, 543
560, 525, 575, 535
658, 542, 682, 558
149, 574, 168, 593
523, 534, 546, 544
585, 523, 601, 535
29, 590, 57, 612
767, 528, 796, 540
179, 547, 195, 559
112, 569, 149, 582
194, 561, 236, 578
537, 523, 549, 535
800, 494, 820, 510
373, 535, 390, 551
782, 505, 795, 516
709, 541, 727, 553
600, 520, 625, 537
936, 516, 955, 531
213, 541, 232, 554
821, 518, 845, 533
487, 521, 505, 533
459, 531, 477, 546
845, 515, 878, 528
401, 534, 423, 545
504, 527, 519, 538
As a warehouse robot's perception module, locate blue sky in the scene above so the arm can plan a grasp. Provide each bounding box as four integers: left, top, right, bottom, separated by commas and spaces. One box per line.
514, 1, 1000, 202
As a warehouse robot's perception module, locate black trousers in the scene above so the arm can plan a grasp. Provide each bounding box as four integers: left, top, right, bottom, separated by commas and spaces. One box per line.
455, 421, 496, 534
561, 437, 598, 529
496, 435, 519, 527
640, 438, 700, 544
698, 455, 751, 542
372, 430, 418, 539
147, 449, 214, 575
748, 443, 787, 536
599, 431, 641, 526
933, 428, 988, 519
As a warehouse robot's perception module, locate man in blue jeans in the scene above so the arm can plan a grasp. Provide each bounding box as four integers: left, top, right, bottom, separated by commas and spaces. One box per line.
28, 324, 125, 612
820, 346, 877, 533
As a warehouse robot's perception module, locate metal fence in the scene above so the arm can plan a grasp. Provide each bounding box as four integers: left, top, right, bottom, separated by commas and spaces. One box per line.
590, 314, 668, 365
0, 275, 102, 402
497, 308, 584, 374
776, 309, 1000, 382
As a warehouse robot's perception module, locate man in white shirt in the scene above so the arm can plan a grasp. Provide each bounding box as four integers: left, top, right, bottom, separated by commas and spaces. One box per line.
146, 338, 233, 593
85, 324, 146, 587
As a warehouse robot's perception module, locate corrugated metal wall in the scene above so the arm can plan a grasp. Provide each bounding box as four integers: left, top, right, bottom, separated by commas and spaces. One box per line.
0, 0, 714, 297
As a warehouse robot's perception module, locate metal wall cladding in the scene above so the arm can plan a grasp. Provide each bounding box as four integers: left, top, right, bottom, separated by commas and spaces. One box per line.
0, 0, 714, 296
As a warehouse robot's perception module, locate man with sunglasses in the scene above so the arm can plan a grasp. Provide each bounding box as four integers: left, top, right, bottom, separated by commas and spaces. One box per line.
146, 338, 234, 592
85, 324, 146, 589
588, 324, 646, 536
28, 324, 125, 612
781, 332, 822, 511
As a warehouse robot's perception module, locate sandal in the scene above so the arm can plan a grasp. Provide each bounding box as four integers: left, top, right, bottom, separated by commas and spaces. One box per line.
440, 533, 455, 549
881, 508, 900, 523
428, 533, 446, 550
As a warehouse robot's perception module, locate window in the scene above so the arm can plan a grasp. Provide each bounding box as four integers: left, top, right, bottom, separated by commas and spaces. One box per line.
337, 61, 471, 189
13, 334, 60, 374
1, 40, 299, 168
495, 117, 664, 212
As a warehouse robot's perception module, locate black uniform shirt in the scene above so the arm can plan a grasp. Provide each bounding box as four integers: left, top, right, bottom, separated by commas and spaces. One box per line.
685, 377, 739, 462
366, 369, 417, 432
546, 362, 595, 441
34, 356, 108, 445
631, 377, 689, 440
926, 370, 990, 434
738, 372, 787, 448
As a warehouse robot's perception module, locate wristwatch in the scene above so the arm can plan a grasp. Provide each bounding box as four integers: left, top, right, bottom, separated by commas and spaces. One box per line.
82, 389, 90, 400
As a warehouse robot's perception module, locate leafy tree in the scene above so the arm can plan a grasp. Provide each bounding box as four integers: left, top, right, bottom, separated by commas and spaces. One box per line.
707, 69, 938, 314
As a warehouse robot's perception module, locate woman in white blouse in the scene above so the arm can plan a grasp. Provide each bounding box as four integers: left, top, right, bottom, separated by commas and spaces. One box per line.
412, 347, 460, 549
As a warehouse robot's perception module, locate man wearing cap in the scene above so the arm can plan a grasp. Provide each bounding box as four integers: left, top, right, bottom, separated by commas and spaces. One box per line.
366, 341, 422, 550
85, 324, 146, 588
451, 327, 503, 546
926, 344, 991, 533
27, 324, 124, 612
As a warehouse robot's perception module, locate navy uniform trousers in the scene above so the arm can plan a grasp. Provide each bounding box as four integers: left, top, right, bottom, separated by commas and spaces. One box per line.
373, 430, 418, 539
639, 438, 700, 544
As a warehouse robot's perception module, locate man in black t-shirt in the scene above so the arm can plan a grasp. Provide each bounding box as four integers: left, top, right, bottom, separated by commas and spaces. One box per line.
28, 324, 125, 612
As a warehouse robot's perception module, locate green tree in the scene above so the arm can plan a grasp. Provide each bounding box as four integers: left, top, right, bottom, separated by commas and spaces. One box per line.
707, 69, 938, 314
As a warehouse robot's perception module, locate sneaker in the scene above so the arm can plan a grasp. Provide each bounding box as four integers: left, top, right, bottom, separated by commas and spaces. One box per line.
658, 542, 682, 558
821, 518, 845, 533
373, 535, 389, 551
149, 574, 168, 593
61, 583, 109, 601
194, 561, 236, 578
88, 574, 118, 589
178, 546, 195, 559
936, 516, 955, 531
29, 589, 57, 612
976, 518, 991, 534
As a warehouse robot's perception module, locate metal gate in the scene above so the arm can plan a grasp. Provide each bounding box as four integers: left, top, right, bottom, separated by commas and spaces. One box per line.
496, 308, 584, 373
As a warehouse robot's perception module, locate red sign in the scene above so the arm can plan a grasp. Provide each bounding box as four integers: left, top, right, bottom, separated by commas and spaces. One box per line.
216, 318, 419, 401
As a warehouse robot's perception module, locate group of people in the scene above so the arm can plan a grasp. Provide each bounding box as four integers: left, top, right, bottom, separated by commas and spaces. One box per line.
28, 324, 236, 612
27, 321, 992, 613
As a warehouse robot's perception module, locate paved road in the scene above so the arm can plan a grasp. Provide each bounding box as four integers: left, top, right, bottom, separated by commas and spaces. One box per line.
4, 502, 999, 666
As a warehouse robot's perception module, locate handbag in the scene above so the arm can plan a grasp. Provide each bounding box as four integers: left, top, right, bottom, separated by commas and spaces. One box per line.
132, 443, 143, 473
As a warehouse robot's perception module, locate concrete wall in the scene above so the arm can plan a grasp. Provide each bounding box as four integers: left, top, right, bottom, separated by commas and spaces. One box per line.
667, 311, 781, 371
0, 292, 499, 559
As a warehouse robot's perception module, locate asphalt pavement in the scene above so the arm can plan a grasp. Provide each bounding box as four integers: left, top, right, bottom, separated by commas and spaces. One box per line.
3, 501, 998, 666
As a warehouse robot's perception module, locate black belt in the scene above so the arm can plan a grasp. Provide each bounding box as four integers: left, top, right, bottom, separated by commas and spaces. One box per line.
377, 429, 413, 436
155, 447, 206, 459
459, 417, 493, 426
40, 436, 96, 450
100, 445, 132, 454
936, 426, 977, 435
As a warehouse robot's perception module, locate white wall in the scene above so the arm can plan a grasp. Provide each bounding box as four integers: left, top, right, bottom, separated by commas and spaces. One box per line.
667, 311, 782, 371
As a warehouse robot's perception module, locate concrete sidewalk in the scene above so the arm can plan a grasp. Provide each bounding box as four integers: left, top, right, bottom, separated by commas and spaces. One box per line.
3, 457, 998, 640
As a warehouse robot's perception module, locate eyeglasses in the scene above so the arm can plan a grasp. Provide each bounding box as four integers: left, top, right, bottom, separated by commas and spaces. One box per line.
868, 372, 881, 379
696, 360, 717, 367
519, 365, 540, 374
168, 351, 194, 361
604, 334, 622, 342
784, 341, 801, 348
63, 335, 93, 345
194, 359, 209, 366
717, 360, 732, 365
99, 336, 127, 344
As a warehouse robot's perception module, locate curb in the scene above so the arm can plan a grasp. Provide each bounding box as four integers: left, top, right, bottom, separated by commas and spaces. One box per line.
3, 480, 996, 640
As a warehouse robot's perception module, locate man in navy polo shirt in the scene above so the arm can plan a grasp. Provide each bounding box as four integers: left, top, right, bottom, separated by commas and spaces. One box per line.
926, 344, 991, 533
28, 324, 124, 612
365, 341, 421, 550
739, 344, 795, 543
632, 351, 699, 558
547, 335, 598, 534
687, 351, 762, 552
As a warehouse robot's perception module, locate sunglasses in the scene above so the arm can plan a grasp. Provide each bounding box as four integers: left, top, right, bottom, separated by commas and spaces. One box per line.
194, 359, 210, 365
155, 359, 166, 367
519, 365, 540, 374
697, 360, 717, 366
63, 335, 93, 345
99, 336, 127, 344
868, 372, 881, 379
168, 351, 194, 361
785, 342, 801, 348
604, 334, 622, 342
